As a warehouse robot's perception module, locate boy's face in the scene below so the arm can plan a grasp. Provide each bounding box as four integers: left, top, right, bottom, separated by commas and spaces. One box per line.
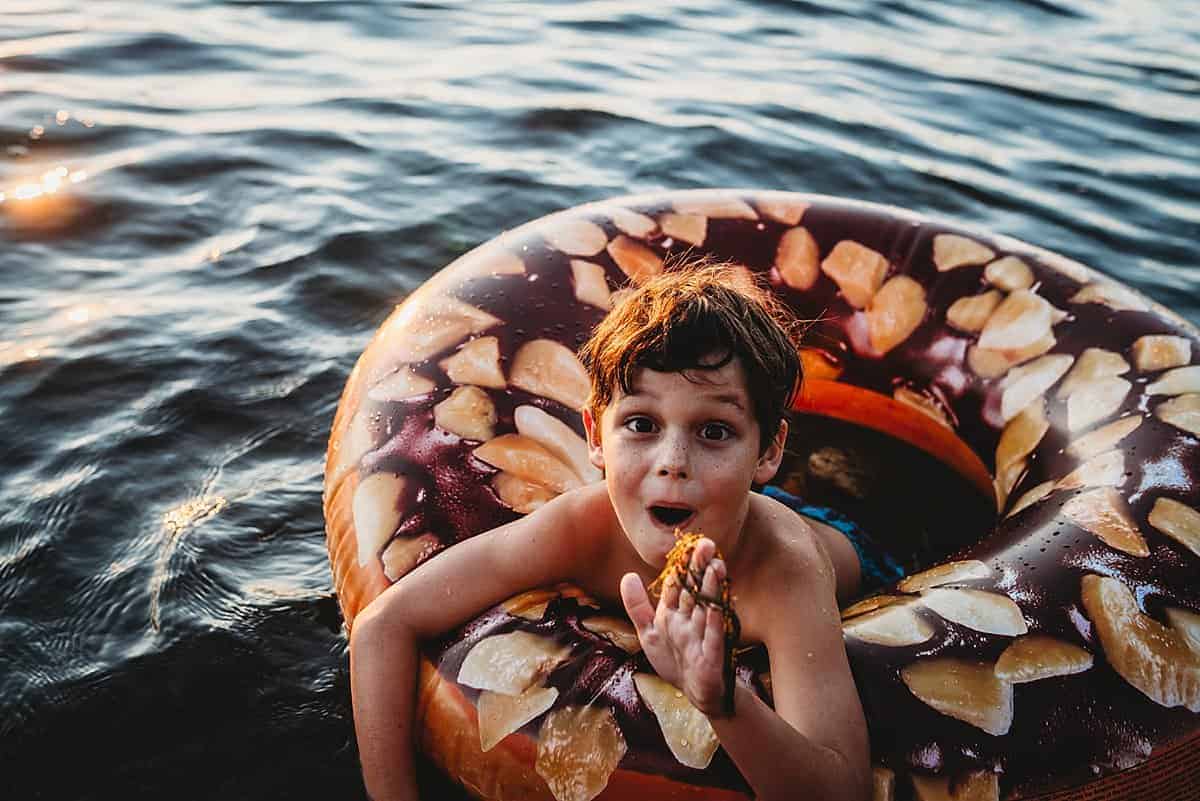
583, 357, 786, 568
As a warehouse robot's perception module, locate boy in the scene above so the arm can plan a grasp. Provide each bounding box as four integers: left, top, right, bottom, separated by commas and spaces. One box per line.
350, 264, 872, 801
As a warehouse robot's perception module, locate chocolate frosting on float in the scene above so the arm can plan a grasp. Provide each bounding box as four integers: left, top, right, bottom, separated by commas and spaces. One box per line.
324, 190, 1200, 801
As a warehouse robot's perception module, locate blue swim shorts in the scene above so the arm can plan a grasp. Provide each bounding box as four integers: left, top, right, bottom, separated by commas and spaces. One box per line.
760, 485, 905, 592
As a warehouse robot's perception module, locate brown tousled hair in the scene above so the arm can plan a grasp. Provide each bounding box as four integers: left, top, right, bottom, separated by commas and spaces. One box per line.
578, 260, 802, 452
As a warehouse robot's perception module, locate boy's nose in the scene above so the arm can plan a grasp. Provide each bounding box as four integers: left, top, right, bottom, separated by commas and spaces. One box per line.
655, 436, 689, 479
656, 464, 688, 479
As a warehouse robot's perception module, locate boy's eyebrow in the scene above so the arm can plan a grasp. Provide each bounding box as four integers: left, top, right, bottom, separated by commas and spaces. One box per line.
705, 393, 746, 410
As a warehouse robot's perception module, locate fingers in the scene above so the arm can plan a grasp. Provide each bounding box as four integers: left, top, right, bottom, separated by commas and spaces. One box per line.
676, 539, 708, 616
620, 573, 655, 634
659, 566, 681, 611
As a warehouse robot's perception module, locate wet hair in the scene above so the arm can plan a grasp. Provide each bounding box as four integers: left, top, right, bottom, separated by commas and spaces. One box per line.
579, 260, 802, 452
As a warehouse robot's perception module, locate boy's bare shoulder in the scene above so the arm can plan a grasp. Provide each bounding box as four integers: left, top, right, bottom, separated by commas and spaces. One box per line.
534, 482, 618, 567
747, 492, 833, 578
734, 494, 838, 641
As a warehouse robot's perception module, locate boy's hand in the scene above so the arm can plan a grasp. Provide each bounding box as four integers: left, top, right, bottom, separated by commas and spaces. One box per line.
621, 537, 731, 718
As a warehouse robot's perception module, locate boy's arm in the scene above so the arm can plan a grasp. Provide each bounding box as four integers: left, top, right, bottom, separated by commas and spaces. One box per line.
623, 537, 871, 801
349, 487, 606, 801
713, 544, 871, 801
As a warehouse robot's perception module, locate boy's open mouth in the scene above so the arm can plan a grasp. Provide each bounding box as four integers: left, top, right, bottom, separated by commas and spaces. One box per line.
649, 505, 694, 527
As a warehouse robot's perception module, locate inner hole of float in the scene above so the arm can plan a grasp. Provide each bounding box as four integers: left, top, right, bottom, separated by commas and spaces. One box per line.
774, 414, 996, 585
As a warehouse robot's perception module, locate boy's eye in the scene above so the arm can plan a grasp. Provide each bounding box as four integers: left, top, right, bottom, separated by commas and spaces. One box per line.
624, 416, 657, 434
700, 423, 733, 441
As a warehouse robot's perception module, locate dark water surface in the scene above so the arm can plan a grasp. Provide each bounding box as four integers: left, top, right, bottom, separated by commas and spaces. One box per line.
2, 1, 1198, 799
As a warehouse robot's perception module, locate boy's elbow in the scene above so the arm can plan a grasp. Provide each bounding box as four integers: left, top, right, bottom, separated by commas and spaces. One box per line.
351, 583, 417, 652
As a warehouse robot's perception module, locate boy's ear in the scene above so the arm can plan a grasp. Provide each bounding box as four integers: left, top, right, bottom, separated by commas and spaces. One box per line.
753, 418, 787, 485
583, 407, 605, 470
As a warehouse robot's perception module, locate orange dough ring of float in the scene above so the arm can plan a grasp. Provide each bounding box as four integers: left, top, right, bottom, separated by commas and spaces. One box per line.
324, 190, 1200, 801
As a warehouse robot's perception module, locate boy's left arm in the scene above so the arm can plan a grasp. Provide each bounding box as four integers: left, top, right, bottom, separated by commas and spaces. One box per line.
622, 539, 871, 801
712, 549, 871, 801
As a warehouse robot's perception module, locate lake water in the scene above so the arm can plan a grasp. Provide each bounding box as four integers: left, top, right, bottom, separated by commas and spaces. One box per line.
1, 1, 1197, 798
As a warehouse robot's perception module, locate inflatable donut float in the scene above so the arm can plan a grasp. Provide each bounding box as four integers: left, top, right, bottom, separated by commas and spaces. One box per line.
324, 190, 1200, 801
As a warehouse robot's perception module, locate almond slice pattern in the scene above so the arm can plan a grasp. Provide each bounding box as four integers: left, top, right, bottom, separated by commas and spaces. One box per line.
493, 471, 558, 514
993, 458, 1027, 512
454, 249, 525, 280
867, 276, 927, 355
379, 296, 501, 365
536, 705, 627, 801
1133, 335, 1192, 372
607, 207, 657, 238
946, 291, 1002, 334
328, 409, 382, 485
634, 673, 719, 769
510, 339, 590, 411
757, 198, 808, 226
499, 585, 596, 620
1067, 377, 1131, 432
440, 336, 505, 389
898, 560, 991, 593
381, 532, 440, 581
1067, 416, 1141, 460
458, 631, 572, 695
581, 616, 641, 653
1006, 481, 1056, 519
545, 218, 608, 257
911, 770, 999, 801
1146, 366, 1200, 396
842, 599, 935, 646
1080, 574, 1200, 711
606, 235, 662, 284
1042, 252, 1092, 283
1166, 607, 1200, 655
1055, 449, 1125, 491
872, 766, 895, 801
967, 332, 1055, 379
514, 405, 601, 485
658, 212, 707, 246
1057, 348, 1129, 399
503, 587, 564, 620
984, 256, 1034, 291
999, 355, 1073, 423
977, 290, 1056, 353
933, 234, 995, 272
434, 385, 497, 441
368, 365, 437, 402
996, 402, 1048, 476
821, 240, 889, 309
478, 685, 560, 752
475, 434, 582, 495
994, 634, 1093, 683
921, 588, 1028, 636
1154, 393, 1200, 437
901, 658, 1013, 736
673, 196, 758, 219
841, 594, 908, 620
1070, 282, 1149, 312
353, 472, 405, 567
1148, 497, 1200, 558
776, 226, 821, 290
1061, 488, 1149, 557
570, 260, 612, 310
